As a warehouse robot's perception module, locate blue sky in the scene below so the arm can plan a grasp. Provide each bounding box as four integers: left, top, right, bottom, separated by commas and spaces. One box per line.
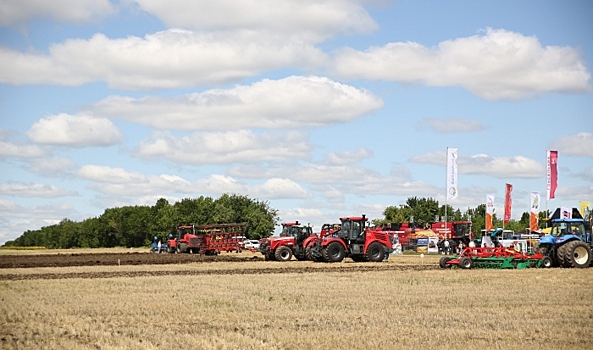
1, 0, 592, 244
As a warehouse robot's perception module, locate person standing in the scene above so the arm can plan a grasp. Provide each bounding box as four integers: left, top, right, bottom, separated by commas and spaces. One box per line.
157, 240, 162, 254
443, 239, 450, 255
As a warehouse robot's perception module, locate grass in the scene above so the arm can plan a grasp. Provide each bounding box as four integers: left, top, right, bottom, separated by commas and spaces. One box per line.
0, 254, 592, 349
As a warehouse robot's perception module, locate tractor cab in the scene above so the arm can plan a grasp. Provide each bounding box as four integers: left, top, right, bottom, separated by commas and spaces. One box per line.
550, 220, 587, 240
280, 221, 312, 245
337, 215, 367, 243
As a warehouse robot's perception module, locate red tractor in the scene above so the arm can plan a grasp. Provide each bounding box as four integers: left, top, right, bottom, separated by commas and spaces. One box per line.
259, 221, 341, 261
310, 215, 393, 263
167, 225, 200, 253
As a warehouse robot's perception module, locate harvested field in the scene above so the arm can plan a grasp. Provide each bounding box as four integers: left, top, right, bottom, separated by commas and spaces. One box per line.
1, 250, 592, 349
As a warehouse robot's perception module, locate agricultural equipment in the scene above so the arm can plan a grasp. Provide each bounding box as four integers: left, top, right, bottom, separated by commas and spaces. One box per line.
535, 208, 592, 268
259, 221, 315, 261
439, 246, 550, 269
150, 236, 168, 253
431, 221, 473, 247
167, 223, 246, 255
309, 215, 393, 263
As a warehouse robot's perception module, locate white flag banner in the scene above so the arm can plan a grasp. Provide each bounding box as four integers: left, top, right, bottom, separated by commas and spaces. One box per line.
446, 147, 458, 200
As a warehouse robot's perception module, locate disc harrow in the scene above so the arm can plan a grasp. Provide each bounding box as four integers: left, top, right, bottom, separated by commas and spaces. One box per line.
439, 247, 551, 269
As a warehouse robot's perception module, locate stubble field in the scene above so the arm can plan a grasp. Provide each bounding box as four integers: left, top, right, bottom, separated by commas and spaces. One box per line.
0, 250, 592, 349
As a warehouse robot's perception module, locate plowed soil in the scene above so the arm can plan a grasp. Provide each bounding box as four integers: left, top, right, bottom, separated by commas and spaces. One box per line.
0, 251, 436, 280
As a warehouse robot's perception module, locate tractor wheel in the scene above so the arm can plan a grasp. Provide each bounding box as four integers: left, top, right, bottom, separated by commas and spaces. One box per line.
168, 246, 175, 254
264, 251, 275, 261
458, 257, 472, 269
557, 244, 569, 267
562, 241, 592, 268
275, 246, 293, 262
305, 246, 314, 261
365, 242, 385, 262
439, 256, 452, 269
541, 256, 552, 268
322, 242, 345, 263
179, 243, 188, 254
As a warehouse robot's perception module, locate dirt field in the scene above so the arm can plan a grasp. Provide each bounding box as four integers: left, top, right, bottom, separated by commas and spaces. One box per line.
1, 250, 592, 350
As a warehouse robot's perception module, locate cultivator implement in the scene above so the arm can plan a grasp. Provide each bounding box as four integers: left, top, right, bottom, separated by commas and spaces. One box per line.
439, 247, 552, 269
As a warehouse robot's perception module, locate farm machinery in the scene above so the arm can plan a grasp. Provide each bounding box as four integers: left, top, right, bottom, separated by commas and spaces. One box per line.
167, 223, 246, 255
535, 207, 592, 268
150, 236, 168, 253
439, 246, 551, 269
259, 221, 340, 261
309, 215, 393, 263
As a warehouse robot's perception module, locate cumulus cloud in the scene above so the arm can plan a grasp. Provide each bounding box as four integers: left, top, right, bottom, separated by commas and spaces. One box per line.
409, 151, 545, 179
325, 147, 373, 165
227, 163, 439, 196
78, 165, 148, 184
136, 130, 313, 165
415, 117, 485, 133
0, 30, 327, 90
331, 28, 591, 100
252, 178, 311, 200
0, 182, 77, 198
550, 132, 593, 157
132, 0, 377, 41
26, 114, 123, 147
92, 76, 383, 130
87, 173, 192, 197
0, 0, 115, 27
24, 157, 77, 178
0, 141, 46, 158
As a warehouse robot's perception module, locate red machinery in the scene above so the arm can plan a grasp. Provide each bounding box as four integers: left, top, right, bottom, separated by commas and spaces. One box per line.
431, 221, 473, 246
168, 223, 246, 255
439, 246, 551, 269
260, 221, 314, 261
310, 215, 393, 263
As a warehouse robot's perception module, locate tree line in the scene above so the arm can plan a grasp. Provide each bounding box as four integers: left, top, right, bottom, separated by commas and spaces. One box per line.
4, 194, 278, 248
372, 197, 550, 236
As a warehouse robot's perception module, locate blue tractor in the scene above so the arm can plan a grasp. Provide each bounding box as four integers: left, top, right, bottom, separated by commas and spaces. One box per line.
536, 208, 592, 268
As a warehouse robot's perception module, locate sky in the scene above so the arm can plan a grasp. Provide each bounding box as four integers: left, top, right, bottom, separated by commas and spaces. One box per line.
1, 0, 592, 244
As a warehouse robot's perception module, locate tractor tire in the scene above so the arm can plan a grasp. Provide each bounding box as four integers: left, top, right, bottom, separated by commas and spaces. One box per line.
541, 256, 552, 268
562, 241, 592, 268
275, 246, 293, 262
264, 251, 275, 261
322, 242, 345, 263
305, 246, 314, 261
459, 257, 472, 269
179, 243, 188, 254
168, 246, 175, 254
439, 256, 452, 269
557, 244, 569, 267
365, 242, 385, 262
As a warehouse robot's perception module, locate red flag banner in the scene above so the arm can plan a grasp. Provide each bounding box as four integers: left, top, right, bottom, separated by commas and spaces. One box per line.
504, 183, 512, 224
547, 150, 558, 200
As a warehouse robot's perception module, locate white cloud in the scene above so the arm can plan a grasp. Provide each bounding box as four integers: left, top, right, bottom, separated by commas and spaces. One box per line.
253, 178, 311, 200
0, 182, 77, 198
0, 0, 115, 27
415, 117, 485, 133
92, 76, 383, 130
410, 151, 545, 179
26, 114, 123, 147
325, 147, 373, 165
132, 0, 377, 41
136, 130, 313, 165
0, 141, 46, 158
0, 30, 327, 90
331, 28, 591, 100
24, 157, 77, 177
574, 167, 593, 181
78, 165, 148, 184
550, 132, 593, 157
557, 185, 593, 201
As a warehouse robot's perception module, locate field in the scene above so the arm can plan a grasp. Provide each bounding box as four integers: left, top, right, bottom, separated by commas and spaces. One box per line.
1, 250, 592, 349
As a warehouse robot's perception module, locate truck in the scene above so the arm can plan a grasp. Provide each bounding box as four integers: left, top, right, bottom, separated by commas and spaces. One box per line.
309, 215, 393, 263
536, 207, 592, 268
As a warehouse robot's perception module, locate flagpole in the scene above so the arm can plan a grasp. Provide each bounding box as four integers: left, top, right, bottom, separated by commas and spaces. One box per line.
444, 147, 448, 238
